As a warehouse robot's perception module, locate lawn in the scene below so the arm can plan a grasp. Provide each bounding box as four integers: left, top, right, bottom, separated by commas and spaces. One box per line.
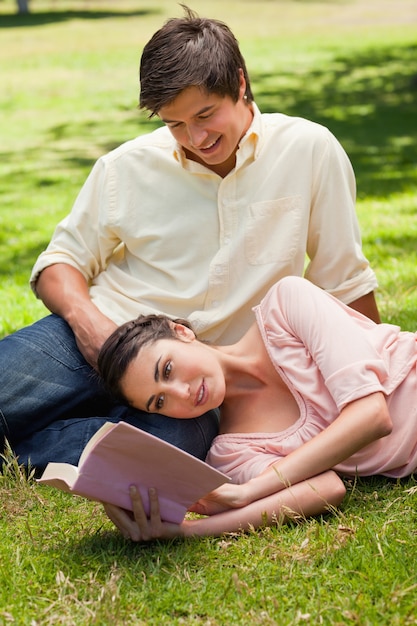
0, 0, 417, 623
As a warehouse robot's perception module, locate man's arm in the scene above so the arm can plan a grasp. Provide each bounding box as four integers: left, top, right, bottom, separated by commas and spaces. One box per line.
347, 291, 381, 323
36, 263, 117, 368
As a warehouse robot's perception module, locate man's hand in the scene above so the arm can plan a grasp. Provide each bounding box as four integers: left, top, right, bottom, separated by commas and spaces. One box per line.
35, 264, 117, 368
70, 307, 117, 368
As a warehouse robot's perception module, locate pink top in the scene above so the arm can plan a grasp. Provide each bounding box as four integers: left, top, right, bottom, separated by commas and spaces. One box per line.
207, 277, 417, 483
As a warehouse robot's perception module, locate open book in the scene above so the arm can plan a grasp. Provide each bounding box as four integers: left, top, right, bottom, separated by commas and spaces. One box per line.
37, 421, 230, 524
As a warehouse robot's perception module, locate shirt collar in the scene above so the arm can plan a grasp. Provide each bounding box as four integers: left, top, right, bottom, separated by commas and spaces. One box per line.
235, 102, 263, 167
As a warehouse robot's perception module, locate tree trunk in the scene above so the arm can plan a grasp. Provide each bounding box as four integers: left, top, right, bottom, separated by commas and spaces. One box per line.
17, 0, 30, 13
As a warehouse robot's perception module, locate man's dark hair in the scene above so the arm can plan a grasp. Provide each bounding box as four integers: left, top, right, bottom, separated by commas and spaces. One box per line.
139, 5, 254, 116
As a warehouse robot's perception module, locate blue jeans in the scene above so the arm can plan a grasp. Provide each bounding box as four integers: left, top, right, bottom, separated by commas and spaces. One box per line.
0, 314, 219, 473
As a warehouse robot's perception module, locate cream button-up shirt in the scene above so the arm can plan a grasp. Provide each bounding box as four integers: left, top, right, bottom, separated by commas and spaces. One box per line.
31, 104, 377, 344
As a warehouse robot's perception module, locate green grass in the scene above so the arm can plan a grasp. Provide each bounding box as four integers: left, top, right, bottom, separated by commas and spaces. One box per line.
1, 0, 417, 623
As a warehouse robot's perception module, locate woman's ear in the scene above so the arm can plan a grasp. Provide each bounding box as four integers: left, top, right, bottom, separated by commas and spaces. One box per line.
171, 322, 196, 342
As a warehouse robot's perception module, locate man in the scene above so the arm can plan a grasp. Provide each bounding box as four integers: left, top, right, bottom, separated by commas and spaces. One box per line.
2, 7, 379, 471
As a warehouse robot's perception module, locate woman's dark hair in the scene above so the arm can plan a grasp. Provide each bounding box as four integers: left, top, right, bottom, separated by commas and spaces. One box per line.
139, 5, 254, 116
97, 314, 193, 403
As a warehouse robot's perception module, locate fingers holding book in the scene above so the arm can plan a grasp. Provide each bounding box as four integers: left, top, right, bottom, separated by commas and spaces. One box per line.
103, 486, 185, 542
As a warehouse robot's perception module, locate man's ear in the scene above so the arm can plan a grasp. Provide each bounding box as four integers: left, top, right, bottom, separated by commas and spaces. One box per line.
171, 322, 196, 342
238, 68, 246, 100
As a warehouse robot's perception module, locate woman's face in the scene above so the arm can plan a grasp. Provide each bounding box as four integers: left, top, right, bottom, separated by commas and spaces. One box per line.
120, 329, 226, 419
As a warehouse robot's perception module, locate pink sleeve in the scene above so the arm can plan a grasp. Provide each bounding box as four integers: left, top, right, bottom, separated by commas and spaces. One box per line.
256, 277, 394, 410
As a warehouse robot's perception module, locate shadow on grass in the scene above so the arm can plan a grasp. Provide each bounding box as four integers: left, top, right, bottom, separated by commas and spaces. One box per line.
0, 7, 160, 27
252, 43, 417, 200
43, 522, 213, 583
11, 41, 416, 203
72, 528, 189, 559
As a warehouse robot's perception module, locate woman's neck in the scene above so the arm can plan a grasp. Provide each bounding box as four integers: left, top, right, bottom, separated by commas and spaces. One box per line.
215, 323, 301, 434
217, 324, 277, 398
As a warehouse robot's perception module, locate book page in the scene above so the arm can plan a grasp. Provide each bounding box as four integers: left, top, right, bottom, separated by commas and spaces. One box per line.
38, 462, 80, 491
78, 421, 116, 466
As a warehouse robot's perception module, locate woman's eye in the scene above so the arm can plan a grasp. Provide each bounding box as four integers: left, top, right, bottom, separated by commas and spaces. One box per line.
156, 395, 165, 410
163, 361, 172, 379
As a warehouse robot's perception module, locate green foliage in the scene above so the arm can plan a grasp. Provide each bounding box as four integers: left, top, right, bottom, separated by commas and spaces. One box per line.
0, 1, 417, 624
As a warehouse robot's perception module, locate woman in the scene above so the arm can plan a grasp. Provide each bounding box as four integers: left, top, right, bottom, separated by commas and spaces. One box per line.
97, 276, 417, 541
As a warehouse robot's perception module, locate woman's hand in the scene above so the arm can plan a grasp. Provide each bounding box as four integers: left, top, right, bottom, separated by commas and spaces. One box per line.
189, 482, 249, 515
103, 486, 184, 542
103, 472, 346, 540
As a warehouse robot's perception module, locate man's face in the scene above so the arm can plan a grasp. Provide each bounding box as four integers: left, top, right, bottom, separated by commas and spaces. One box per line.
158, 80, 253, 177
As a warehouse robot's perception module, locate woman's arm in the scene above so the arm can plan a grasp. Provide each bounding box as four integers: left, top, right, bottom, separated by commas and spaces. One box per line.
187, 392, 392, 515
241, 391, 391, 506
103, 470, 346, 541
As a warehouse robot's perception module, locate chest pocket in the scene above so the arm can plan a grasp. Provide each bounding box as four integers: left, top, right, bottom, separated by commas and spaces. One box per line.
245, 196, 303, 265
